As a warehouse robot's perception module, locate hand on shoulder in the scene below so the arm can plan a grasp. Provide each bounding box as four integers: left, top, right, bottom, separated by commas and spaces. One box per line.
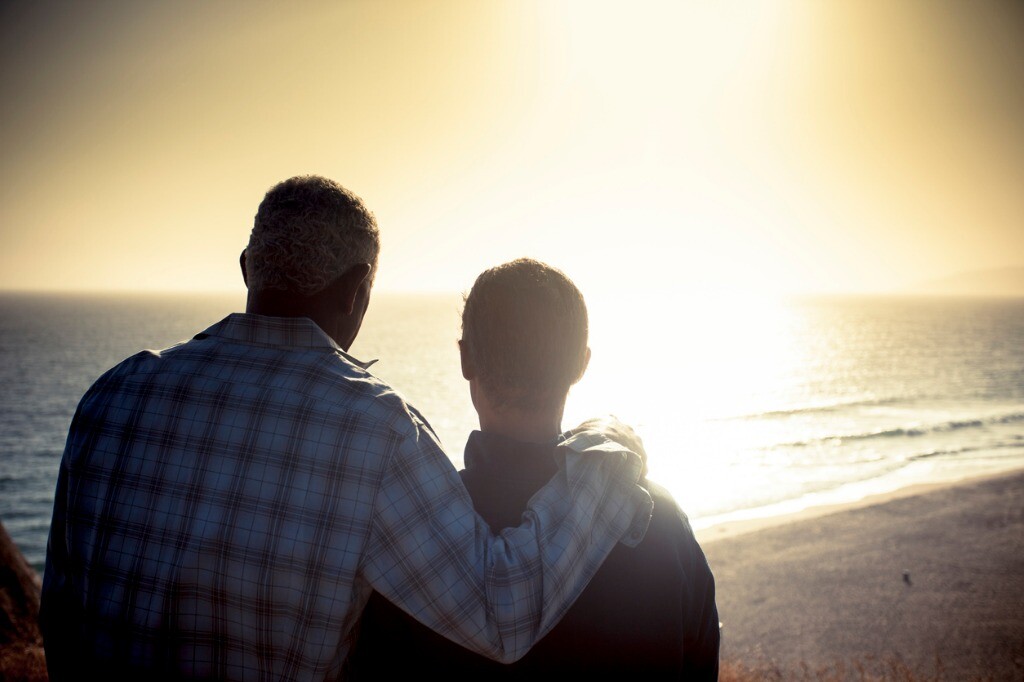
566, 415, 648, 478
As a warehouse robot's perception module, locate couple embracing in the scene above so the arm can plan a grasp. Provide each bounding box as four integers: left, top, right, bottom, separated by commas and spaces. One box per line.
41, 175, 718, 680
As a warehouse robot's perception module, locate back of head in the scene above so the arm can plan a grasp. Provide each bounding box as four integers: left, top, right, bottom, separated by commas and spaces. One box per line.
245, 175, 381, 295
461, 258, 589, 411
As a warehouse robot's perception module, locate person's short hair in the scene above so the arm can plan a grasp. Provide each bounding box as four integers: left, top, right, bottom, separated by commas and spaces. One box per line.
461, 258, 588, 410
245, 175, 381, 295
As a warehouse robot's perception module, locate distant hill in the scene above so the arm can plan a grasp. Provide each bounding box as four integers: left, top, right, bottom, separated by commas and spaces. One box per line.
912, 266, 1024, 297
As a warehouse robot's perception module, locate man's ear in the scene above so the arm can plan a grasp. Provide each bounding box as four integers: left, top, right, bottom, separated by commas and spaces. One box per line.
239, 250, 249, 287
336, 263, 372, 315
578, 346, 592, 382
459, 339, 476, 380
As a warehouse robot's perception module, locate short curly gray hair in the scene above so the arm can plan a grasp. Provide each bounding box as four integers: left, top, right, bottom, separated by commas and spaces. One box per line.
245, 176, 381, 295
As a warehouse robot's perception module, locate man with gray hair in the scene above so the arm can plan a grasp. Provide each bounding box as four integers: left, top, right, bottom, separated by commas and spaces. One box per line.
40, 176, 652, 679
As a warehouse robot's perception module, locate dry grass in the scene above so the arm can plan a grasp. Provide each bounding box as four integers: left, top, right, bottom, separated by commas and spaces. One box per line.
0, 650, 1011, 682
0, 644, 48, 682
719, 654, 1004, 682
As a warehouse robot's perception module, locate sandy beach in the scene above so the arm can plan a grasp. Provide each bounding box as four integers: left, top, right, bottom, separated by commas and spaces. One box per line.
697, 469, 1024, 680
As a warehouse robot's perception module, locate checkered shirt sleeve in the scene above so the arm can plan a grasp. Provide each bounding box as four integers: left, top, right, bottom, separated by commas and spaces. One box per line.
363, 407, 653, 663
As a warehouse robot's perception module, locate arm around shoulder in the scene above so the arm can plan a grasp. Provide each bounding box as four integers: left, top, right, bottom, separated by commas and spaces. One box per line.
361, 416, 652, 663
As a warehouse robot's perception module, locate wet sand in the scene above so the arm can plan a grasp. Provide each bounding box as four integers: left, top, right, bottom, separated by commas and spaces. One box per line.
697, 469, 1024, 679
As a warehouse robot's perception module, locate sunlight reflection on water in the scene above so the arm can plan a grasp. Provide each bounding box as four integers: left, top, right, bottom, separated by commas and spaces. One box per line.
565, 292, 1024, 518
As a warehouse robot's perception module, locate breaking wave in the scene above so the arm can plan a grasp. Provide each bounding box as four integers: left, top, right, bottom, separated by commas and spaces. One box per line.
772, 411, 1024, 449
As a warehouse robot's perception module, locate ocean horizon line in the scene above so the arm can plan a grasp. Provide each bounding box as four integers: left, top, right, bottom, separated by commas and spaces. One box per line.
4, 287, 1024, 300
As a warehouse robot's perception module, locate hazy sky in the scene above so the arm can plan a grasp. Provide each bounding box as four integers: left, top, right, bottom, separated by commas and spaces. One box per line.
1, 0, 1022, 296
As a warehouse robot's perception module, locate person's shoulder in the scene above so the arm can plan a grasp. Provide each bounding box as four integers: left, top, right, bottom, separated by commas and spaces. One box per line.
84, 333, 434, 444
642, 480, 703, 550
641, 480, 718, 581
78, 346, 175, 398
315, 354, 441, 443
646, 480, 690, 524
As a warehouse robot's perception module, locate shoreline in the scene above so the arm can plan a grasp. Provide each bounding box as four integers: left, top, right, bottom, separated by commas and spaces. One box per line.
694, 465, 1024, 545
699, 467, 1024, 679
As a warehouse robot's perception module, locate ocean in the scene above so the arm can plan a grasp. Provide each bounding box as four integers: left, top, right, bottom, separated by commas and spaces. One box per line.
2, 291, 1023, 572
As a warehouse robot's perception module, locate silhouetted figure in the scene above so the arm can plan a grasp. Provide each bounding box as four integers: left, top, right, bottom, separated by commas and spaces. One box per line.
39, 178, 652, 679
352, 259, 719, 680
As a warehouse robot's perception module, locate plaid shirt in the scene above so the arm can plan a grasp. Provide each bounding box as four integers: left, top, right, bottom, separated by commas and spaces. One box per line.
41, 313, 652, 680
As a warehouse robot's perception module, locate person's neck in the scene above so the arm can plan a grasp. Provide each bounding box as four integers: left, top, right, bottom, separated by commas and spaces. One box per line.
477, 405, 563, 444
245, 290, 355, 350
240, 264, 371, 352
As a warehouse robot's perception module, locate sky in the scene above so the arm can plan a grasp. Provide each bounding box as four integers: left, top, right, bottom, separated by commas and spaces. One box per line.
1, 0, 1022, 297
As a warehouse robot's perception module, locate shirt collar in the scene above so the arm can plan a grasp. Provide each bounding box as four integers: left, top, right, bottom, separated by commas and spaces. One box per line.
198, 313, 378, 369
463, 430, 561, 483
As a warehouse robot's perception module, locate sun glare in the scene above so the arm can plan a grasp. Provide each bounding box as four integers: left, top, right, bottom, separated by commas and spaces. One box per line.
566, 290, 805, 502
